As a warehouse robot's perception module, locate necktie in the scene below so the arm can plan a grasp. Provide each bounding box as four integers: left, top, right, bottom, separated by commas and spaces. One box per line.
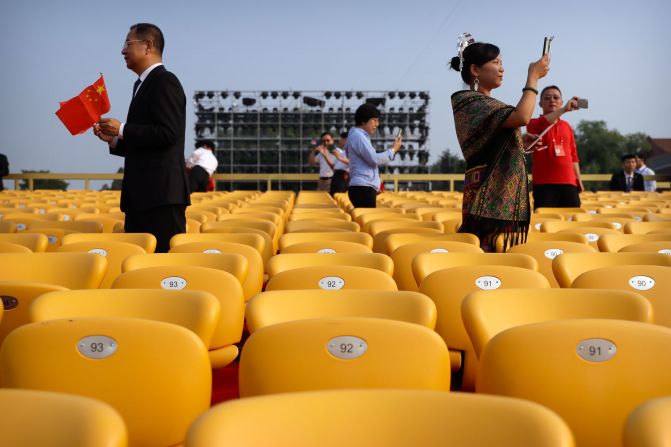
132, 78, 142, 97
626, 176, 632, 192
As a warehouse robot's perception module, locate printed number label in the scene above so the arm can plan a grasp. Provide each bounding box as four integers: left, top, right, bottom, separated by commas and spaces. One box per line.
62, 215, 71, 221
576, 338, 617, 362
161, 276, 187, 290
612, 222, 622, 230
88, 248, 108, 257
78, 335, 117, 359
319, 276, 345, 290
1, 295, 19, 310
585, 233, 599, 242
318, 248, 337, 254
658, 249, 671, 255
430, 248, 449, 253
534, 223, 543, 231
327, 336, 368, 360
203, 249, 222, 254
16, 223, 27, 231
475, 276, 501, 290
588, 210, 598, 214
47, 236, 58, 244
544, 248, 564, 260
37, 208, 46, 214
629, 275, 655, 291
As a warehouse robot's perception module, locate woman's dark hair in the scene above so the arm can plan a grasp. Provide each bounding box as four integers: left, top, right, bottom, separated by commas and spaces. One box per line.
354, 103, 381, 126
449, 42, 500, 84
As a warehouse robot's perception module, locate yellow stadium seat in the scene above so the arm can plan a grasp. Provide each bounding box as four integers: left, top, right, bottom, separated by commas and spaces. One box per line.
0, 253, 106, 288
419, 265, 550, 390
185, 389, 574, 447
30, 288, 220, 348
239, 317, 451, 397
289, 212, 351, 221
477, 319, 671, 447
462, 288, 653, 357
350, 207, 405, 220
507, 241, 597, 287
0, 317, 210, 447
571, 265, 671, 328
27, 219, 104, 233
385, 232, 480, 255
624, 221, 671, 234
372, 227, 445, 253
392, 241, 484, 291
268, 253, 394, 278
552, 252, 671, 287
0, 220, 17, 233
202, 226, 275, 264
202, 218, 277, 239
56, 240, 146, 288
366, 220, 443, 237
412, 252, 538, 287
74, 214, 125, 233
0, 389, 127, 447
557, 226, 621, 250
111, 265, 244, 368
61, 232, 156, 253
623, 396, 671, 447
536, 207, 589, 215
280, 240, 372, 254
278, 231, 373, 252
0, 241, 31, 253
540, 220, 617, 232
495, 232, 588, 253
598, 233, 671, 252
355, 212, 419, 228
285, 219, 360, 233
618, 240, 671, 254
246, 289, 435, 332
265, 265, 398, 291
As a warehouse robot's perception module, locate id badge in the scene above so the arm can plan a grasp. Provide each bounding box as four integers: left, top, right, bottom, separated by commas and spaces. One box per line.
554, 141, 566, 157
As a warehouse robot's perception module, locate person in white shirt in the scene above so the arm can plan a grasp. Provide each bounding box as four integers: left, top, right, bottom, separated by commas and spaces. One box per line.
635, 153, 657, 192
186, 140, 218, 192
329, 131, 350, 195
308, 132, 335, 192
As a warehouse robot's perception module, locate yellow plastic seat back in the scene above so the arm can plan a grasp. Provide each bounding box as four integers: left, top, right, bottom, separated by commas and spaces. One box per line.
392, 241, 484, 291
571, 265, 671, 328
268, 253, 394, 277
265, 265, 397, 291
419, 265, 550, 390
0, 317, 211, 447
280, 240, 372, 254
507, 241, 597, 287
279, 231, 372, 251
111, 265, 244, 368
239, 317, 451, 397
285, 219, 360, 233
618, 240, 671, 254
30, 288, 220, 347
625, 221, 671, 234
385, 232, 480, 256
56, 240, 146, 288
0, 253, 107, 288
412, 252, 538, 287
0, 233, 48, 252
624, 396, 671, 447
463, 288, 653, 357
62, 232, 157, 253
552, 252, 671, 287
169, 241, 263, 300
246, 290, 436, 332
0, 241, 31, 253
477, 319, 671, 447
185, 389, 574, 447
495, 232, 588, 253
0, 389, 128, 447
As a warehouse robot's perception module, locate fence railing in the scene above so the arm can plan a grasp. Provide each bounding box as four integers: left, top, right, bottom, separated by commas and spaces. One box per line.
4, 172, 670, 192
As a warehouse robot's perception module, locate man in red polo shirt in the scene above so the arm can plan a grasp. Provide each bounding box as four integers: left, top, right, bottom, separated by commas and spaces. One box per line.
527, 85, 584, 209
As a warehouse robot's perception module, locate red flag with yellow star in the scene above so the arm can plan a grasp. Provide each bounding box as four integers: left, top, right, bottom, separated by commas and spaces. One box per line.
55, 74, 111, 135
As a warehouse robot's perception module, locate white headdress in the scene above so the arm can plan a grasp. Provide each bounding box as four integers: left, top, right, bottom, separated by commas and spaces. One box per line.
456, 32, 475, 72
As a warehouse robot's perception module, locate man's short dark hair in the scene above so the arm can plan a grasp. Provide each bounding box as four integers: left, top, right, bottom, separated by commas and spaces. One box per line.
635, 152, 647, 161
621, 153, 636, 162
355, 103, 381, 126
198, 140, 215, 150
340, 131, 348, 139
320, 131, 333, 140
130, 23, 164, 55
540, 85, 562, 98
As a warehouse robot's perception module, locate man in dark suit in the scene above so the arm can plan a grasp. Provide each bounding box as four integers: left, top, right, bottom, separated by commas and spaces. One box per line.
94, 23, 190, 252
609, 153, 644, 192
0, 153, 8, 191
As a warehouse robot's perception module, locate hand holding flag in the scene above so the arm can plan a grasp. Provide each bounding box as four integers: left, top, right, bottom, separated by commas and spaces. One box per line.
55, 75, 111, 135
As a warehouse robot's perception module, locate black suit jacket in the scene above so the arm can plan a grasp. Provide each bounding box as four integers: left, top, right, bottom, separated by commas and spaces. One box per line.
0, 153, 8, 191
609, 171, 644, 192
111, 65, 190, 211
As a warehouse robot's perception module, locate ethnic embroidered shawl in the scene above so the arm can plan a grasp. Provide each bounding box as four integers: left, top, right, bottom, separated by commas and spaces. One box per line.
451, 90, 530, 251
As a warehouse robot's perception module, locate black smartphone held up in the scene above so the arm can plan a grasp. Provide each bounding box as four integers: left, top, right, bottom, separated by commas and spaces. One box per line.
396, 129, 403, 139
577, 98, 589, 109
542, 36, 554, 56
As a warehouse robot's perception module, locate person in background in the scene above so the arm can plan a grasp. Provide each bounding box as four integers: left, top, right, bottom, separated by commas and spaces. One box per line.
186, 140, 218, 192
635, 152, 656, 192
308, 131, 335, 192
345, 103, 401, 208
450, 37, 548, 252
0, 153, 8, 191
527, 85, 584, 209
610, 153, 644, 192
330, 131, 350, 195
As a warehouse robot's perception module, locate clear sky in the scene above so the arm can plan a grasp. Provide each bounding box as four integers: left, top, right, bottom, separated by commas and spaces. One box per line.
1, 0, 669, 189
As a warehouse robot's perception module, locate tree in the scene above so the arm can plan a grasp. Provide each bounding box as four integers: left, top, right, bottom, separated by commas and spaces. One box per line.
431, 149, 465, 190
19, 170, 69, 190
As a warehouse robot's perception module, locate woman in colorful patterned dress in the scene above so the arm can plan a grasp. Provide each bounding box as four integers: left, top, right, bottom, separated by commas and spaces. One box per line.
450, 37, 549, 252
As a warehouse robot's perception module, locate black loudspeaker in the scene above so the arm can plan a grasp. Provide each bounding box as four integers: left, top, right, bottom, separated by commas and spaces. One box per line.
242, 97, 256, 106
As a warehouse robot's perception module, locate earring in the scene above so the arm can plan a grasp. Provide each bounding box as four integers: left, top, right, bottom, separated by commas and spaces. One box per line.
473, 76, 479, 92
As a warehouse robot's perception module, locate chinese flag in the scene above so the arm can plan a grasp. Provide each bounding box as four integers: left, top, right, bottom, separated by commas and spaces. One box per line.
55, 75, 111, 135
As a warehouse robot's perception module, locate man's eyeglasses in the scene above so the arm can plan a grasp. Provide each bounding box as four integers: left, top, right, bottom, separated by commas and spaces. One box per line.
123, 39, 146, 49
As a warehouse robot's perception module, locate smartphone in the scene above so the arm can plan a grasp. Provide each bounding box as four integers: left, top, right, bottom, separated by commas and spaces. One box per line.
396, 129, 403, 139
542, 36, 554, 56
577, 98, 589, 109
